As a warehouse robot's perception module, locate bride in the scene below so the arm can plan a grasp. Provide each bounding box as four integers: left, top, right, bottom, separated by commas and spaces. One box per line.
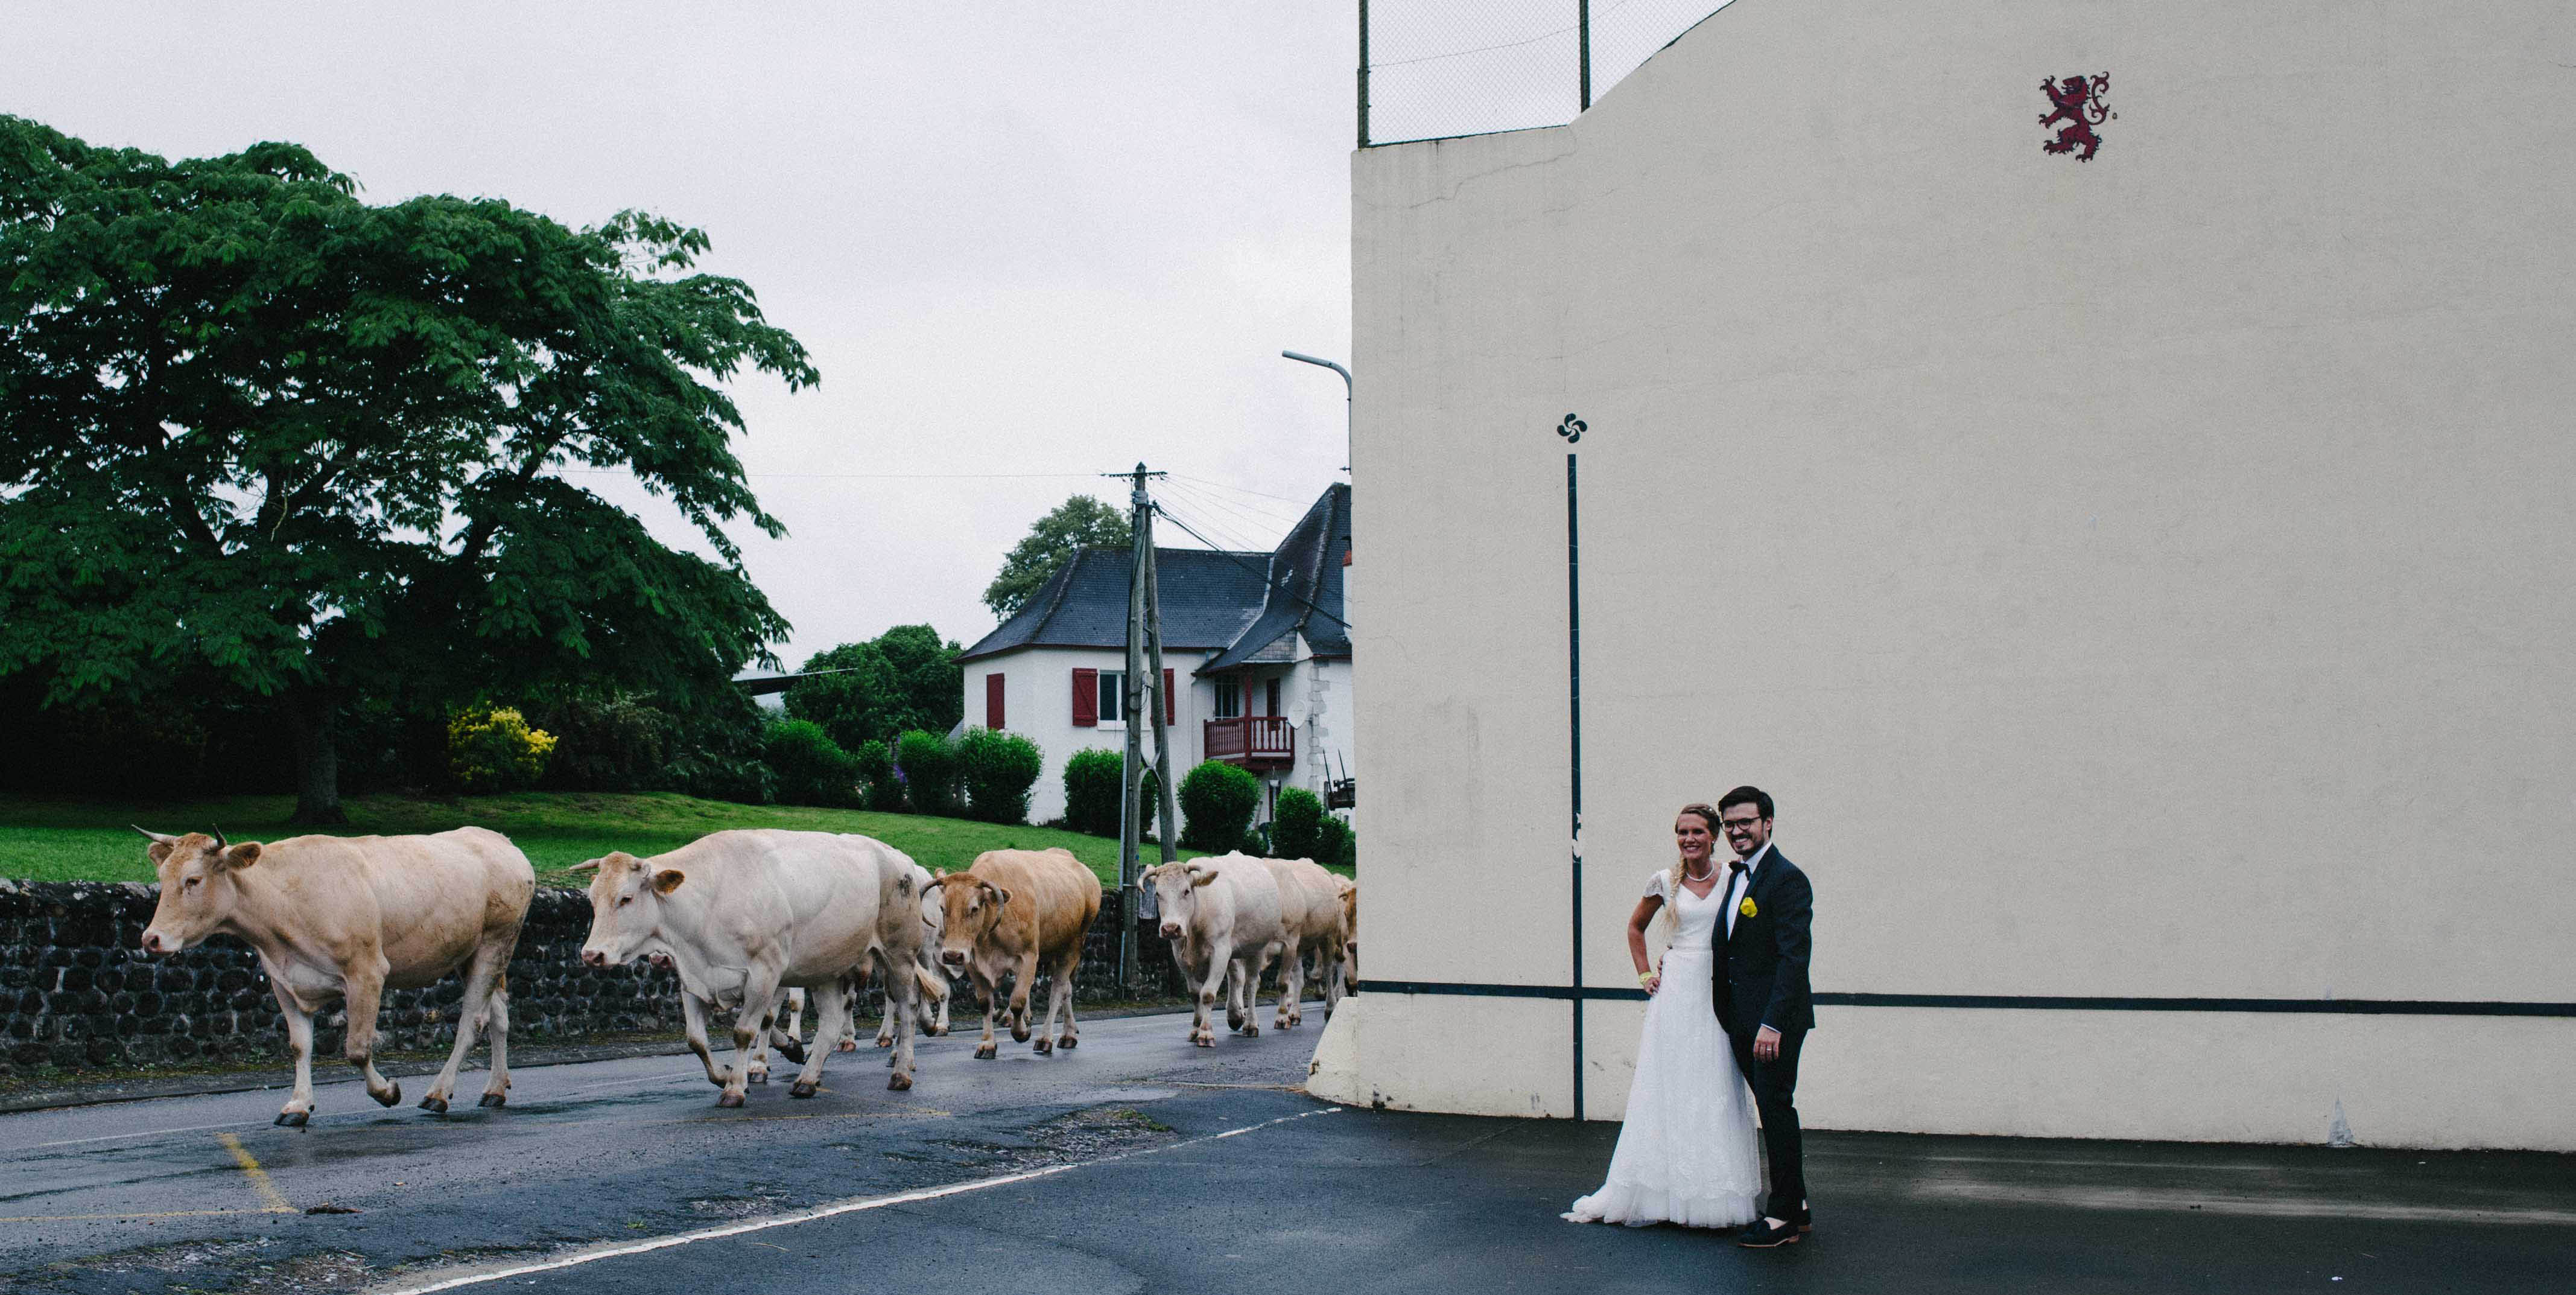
1564, 803, 1763, 1228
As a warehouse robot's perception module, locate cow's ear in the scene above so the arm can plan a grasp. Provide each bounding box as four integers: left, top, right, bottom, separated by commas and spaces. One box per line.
220, 842, 262, 870
146, 841, 175, 865
991, 886, 1014, 907
1187, 865, 1217, 888
652, 869, 687, 896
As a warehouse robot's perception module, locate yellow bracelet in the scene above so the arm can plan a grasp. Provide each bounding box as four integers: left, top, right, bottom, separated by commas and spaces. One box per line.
1636, 970, 1654, 987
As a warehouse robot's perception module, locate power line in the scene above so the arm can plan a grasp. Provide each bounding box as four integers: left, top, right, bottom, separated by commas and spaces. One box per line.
1156, 479, 1288, 550
557, 469, 1109, 481
1169, 473, 1310, 508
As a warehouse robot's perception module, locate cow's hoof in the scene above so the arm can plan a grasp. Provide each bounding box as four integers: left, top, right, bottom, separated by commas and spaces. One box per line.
974, 1043, 998, 1060
717, 1090, 745, 1109
418, 1095, 448, 1115
789, 1080, 819, 1099
931, 1025, 950, 1037
888, 1072, 913, 1092
373, 1084, 401, 1108
1193, 1037, 1214, 1049
1010, 1026, 1031, 1043
275, 1110, 310, 1128
778, 1040, 807, 1065
1058, 1035, 1078, 1050
747, 1072, 768, 1085
1242, 1025, 1260, 1038
478, 1093, 507, 1109
1033, 1038, 1053, 1055
874, 1037, 893, 1049
841, 1039, 861, 1052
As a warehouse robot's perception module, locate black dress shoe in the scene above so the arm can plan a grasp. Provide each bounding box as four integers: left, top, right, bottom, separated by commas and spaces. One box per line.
1736, 1218, 1801, 1248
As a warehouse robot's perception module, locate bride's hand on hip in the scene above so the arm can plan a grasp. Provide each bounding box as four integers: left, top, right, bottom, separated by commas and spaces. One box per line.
1638, 969, 1661, 996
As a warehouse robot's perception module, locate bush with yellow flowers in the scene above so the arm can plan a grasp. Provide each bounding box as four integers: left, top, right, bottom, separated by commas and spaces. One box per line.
446, 705, 559, 794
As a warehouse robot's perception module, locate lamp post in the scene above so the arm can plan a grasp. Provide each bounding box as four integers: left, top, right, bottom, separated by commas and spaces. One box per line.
1282, 351, 1353, 474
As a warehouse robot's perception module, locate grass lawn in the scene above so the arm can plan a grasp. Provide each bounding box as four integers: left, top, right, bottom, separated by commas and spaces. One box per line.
0, 790, 1223, 888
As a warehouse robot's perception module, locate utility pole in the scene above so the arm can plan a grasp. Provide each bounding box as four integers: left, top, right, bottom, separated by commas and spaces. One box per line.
1557, 412, 1587, 1119
1112, 463, 1181, 993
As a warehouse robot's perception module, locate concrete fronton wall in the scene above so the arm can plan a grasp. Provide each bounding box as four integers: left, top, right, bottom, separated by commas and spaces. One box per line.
1314, 0, 2576, 1149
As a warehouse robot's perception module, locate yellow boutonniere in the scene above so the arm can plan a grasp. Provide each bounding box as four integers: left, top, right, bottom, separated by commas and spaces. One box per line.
1738, 897, 1759, 918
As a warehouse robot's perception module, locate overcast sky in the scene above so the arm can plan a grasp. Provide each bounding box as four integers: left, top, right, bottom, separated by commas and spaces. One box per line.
4, 2, 1362, 670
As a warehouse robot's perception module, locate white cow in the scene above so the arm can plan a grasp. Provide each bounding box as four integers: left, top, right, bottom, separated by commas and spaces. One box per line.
772, 864, 952, 1057
1260, 856, 1351, 1028
1141, 854, 1288, 1047
576, 830, 932, 1101
136, 827, 533, 1126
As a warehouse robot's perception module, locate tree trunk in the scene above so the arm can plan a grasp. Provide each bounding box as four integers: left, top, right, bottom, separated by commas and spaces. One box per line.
288, 690, 347, 825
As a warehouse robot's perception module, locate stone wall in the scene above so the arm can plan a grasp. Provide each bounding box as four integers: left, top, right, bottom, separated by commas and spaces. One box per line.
0, 880, 1183, 1081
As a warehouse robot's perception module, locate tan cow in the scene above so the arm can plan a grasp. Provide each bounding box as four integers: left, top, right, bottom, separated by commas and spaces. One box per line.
927, 848, 1102, 1060
576, 830, 933, 1101
1258, 855, 1351, 1028
1142, 854, 1287, 1047
136, 827, 533, 1127
1336, 876, 1359, 990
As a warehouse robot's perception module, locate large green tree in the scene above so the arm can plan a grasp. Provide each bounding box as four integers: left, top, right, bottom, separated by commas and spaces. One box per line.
0, 116, 815, 822
782, 623, 962, 751
981, 494, 1129, 619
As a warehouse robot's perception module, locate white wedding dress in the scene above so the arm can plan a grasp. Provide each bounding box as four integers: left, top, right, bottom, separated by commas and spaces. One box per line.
1563, 869, 1763, 1228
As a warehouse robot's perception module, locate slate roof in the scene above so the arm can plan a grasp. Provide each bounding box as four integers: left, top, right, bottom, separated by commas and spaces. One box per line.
958, 483, 1351, 672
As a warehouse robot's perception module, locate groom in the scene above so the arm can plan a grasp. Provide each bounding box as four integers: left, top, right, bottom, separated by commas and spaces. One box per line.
1710, 785, 1814, 1248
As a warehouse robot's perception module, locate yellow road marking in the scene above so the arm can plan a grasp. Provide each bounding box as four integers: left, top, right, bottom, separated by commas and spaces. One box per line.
216, 1133, 297, 1214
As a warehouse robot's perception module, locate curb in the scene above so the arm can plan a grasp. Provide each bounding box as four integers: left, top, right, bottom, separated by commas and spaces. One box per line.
0, 1002, 1213, 1115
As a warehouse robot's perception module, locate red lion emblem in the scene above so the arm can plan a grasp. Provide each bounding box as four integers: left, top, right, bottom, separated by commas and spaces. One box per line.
2038, 72, 2114, 162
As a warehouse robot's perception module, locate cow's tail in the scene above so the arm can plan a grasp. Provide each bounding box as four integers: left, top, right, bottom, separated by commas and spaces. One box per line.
912, 963, 949, 1004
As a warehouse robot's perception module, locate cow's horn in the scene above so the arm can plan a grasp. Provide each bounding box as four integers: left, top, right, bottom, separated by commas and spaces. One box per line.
566, 859, 603, 874
209, 826, 227, 850
131, 826, 180, 844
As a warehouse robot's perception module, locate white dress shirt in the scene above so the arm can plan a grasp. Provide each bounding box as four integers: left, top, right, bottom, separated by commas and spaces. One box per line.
1721, 840, 1773, 938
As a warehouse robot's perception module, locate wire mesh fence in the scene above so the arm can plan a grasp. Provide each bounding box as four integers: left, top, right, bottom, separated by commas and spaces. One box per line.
1362, 0, 1734, 147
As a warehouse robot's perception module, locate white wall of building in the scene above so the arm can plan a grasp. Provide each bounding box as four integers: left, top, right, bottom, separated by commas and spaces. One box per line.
1309, 0, 2576, 1150
961, 646, 1354, 832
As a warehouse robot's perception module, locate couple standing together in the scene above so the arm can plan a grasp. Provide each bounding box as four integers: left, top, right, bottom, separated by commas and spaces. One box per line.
1565, 786, 1814, 1249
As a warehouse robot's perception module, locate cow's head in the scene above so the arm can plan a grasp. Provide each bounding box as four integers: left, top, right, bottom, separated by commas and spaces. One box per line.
137, 828, 261, 955
923, 873, 1010, 968
1141, 859, 1219, 941
570, 851, 682, 969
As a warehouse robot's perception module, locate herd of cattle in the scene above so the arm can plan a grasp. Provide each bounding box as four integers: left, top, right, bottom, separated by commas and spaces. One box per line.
127, 825, 1359, 1128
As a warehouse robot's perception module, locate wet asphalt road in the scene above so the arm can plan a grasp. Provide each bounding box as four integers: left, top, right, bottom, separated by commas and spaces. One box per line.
5, 1008, 2575, 1294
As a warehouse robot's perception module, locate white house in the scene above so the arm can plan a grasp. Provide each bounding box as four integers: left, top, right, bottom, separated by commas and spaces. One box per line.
957, 483, 1353, 833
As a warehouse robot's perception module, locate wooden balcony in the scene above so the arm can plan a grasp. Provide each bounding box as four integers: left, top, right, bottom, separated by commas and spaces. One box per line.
1204, 716, 1295, 771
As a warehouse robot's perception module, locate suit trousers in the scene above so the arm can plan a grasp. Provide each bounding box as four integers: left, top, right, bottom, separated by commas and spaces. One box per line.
1727, 1023, 1806, 1220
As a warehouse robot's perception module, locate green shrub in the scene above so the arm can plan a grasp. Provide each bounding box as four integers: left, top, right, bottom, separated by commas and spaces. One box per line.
1271, 786, 1326, 861
1178, 760, 1260, 853
448, 705, 559, 794
764, 719, 858, 807
1316, 814, 1355, 870
533, 693, 673, 793
1240, 821, 1272, 857
956, 728, 1043, 824
852, 738, 900, 812
895, 730, 958, 816
1062, 748, 1123, 836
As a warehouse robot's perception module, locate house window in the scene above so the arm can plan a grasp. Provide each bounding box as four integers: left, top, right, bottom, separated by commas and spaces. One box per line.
1097, 670, 1126, 725
1214, 679, 1241, 719
1265, 678, 1282, 718
985, 673, 1005, 730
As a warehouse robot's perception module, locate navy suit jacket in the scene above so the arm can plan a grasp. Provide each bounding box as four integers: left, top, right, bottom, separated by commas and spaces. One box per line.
1712, 846, 1815, 1036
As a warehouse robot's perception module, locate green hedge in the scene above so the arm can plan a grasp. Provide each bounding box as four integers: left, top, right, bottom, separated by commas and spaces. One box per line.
895, 730, 957, 816
764, 719, 858, 807
852, 738, 899, 812
956, 727, 1043, 824
1178, 759, 1260, 853
1271, 786, 1326, 861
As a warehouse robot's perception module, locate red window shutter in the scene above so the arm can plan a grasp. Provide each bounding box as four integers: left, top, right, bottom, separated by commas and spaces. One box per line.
1071, 668, 1098, 727
986, 673, 1006, 730
1160, 669, 1175, 724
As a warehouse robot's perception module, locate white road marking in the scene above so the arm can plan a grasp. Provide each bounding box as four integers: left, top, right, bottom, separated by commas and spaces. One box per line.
366, 1106, 1342, 1295
28, 1118, 268, 1150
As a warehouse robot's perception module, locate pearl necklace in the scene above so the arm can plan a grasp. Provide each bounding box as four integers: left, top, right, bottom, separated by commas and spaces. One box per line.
1682, 859, 1714, 882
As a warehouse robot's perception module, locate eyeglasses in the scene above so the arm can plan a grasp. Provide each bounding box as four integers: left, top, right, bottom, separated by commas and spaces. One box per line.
1719, 818, 1765, 832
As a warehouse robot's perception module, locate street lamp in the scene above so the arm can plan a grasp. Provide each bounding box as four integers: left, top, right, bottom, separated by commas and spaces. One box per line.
1281, 351, 1352, 475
